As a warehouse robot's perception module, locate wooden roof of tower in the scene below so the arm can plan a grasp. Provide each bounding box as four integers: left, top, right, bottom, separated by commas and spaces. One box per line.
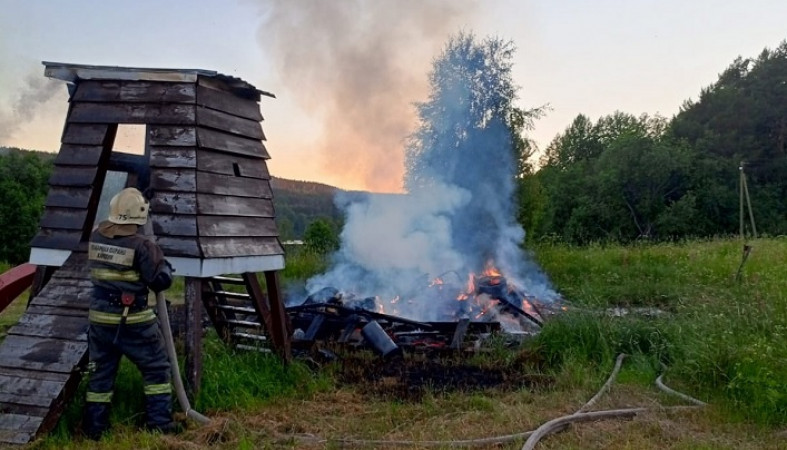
29, 62, 284, 277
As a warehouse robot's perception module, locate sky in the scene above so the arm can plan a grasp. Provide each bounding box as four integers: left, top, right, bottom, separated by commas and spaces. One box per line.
0, 0, 785, 193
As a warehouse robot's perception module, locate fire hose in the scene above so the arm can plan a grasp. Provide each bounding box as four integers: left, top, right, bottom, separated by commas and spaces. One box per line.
308, 353, 706, 448
155, 291, 211, 425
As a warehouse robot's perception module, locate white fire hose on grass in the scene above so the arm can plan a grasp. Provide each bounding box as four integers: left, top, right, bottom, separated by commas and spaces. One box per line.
156, 291, 211, 425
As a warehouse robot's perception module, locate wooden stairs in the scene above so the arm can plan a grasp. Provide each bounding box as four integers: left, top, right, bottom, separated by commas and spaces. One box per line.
201, 273, 291, 356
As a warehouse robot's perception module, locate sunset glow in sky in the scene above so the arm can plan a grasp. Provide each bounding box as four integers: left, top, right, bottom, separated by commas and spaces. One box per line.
1, 1, 785, 192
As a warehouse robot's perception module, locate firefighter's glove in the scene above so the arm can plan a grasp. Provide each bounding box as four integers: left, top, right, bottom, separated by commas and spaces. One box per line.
150, 260, 174, 293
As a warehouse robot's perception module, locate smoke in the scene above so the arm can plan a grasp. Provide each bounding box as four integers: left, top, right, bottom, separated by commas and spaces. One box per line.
259, 0, 478, 192
0, 73, 61, 143
302, 34, 559, 325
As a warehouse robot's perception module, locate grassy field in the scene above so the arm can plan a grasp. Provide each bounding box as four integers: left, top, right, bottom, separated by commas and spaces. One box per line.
4, 238, 786, 448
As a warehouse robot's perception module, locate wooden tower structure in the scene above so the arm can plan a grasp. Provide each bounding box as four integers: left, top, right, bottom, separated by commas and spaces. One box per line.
0, 62, 291, 444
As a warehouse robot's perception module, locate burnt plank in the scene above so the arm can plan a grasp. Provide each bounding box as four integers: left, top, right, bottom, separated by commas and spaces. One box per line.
48, 166, 99, 187
54, 144, 105, 166
44, 186, 93, 209
196, 84, 262, 121
156, 237, 202, 257
196, 194, 275, 217
150, 169, 197, 192
69, 102, 196, 125
148, 126, 197, 146
150, 192, 197, 214
72, 80, 196, 103
198, 216, 279, 237
8, 314, 88, 341
196, 106, 264, 140
196, 150, 269, 179
200, 237, 284, 258
0, 335, 87, 373
39, 208, 88, 230
196, 171, 272, 198
149, 147, 197, 169
197, 127, 269, 159
61, 124, 111, 145
30, 229, 82, 251
150, 214, 198, 237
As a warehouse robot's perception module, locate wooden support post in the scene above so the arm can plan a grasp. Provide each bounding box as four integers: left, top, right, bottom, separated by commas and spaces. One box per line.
264, 271, 292, 362
244, 272, 292, 362
184, 277, 203, 400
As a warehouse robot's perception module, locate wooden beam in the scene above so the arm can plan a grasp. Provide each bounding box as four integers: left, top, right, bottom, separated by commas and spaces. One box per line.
262, 271, 291, 362
184, 278, 203, 400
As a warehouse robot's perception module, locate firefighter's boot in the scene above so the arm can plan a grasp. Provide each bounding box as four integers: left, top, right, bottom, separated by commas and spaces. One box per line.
144, 393, 178, 434
83, 402, 111, 440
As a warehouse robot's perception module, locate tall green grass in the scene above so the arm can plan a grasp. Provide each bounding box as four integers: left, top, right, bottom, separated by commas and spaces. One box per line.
531, 237, 787, 424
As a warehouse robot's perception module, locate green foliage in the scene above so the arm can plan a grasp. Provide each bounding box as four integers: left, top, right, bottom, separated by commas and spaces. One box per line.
521, 41, 787, 243
0, 148, 53, 263
303, 218, 340, 255
197, 334, 329, 411
281, 245, 330, 281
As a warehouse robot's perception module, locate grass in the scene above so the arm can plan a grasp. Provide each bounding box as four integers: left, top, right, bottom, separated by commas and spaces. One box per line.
531, 237, 787, 425
6, 238, 787, 448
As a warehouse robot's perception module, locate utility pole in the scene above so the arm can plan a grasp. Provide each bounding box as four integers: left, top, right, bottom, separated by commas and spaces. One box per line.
736, 161, 756, 281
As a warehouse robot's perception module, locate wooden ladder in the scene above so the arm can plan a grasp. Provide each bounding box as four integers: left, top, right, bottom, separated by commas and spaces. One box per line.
200, 273, 291, 359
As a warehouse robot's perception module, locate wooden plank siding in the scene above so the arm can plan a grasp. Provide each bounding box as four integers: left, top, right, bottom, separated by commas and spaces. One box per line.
72, 80, 196, 103
196, 106, 265, 140
200, 237, 284, 258
44, 186, 92, 209
197, 216, 279, 237
54, 144, 105, 166
196, 149, 270, 179
196, 127, 269, 159
196, 83, 262, 121
148, 126, 197, 146
61, 124, 112, 146
69, 102, 196, 125
149, 147, 197, 169
196, 171, 272, 198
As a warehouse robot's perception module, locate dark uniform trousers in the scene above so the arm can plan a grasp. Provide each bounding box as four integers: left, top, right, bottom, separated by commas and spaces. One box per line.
84, 319, 173, 437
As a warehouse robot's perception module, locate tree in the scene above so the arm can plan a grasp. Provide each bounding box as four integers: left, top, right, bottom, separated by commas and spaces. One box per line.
404, 32, 542, 191
0, 149, 53, 263
303, 218, 339, 254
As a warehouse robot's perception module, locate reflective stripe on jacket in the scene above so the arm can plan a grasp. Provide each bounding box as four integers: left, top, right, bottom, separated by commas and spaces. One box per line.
88, 309, 157, 325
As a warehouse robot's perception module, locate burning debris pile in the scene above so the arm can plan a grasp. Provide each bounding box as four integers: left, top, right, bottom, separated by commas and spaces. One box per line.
287, 34, 564, 355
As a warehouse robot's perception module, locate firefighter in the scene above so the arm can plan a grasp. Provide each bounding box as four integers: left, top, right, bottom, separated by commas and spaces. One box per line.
83, 187, 176, 440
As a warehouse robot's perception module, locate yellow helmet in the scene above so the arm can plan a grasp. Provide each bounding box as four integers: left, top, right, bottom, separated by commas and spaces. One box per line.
108, 187, 149, 225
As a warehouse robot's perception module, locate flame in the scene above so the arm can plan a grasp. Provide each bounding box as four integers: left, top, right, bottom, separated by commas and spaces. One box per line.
429, 277, 444, 287
481, 260, 502, 277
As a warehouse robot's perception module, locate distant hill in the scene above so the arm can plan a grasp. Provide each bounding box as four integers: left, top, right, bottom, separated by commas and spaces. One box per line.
270, 176, 345, 239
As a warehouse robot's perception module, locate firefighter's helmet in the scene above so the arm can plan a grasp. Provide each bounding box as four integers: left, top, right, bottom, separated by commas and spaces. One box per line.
108, 188, 149, 225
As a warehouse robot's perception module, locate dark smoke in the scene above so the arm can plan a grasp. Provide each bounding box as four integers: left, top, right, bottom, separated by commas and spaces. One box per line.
0, 73, 61, 143
259, 0, 478, 192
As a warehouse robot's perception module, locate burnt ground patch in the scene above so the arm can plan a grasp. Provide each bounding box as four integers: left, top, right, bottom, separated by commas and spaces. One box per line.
329, 350, 553, 401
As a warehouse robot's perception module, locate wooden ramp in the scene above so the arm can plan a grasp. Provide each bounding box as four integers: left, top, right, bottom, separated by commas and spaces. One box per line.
0, 252, 90, 445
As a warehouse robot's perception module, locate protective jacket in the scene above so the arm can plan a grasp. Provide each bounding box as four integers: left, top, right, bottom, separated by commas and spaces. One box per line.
84, 220, 175, 439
